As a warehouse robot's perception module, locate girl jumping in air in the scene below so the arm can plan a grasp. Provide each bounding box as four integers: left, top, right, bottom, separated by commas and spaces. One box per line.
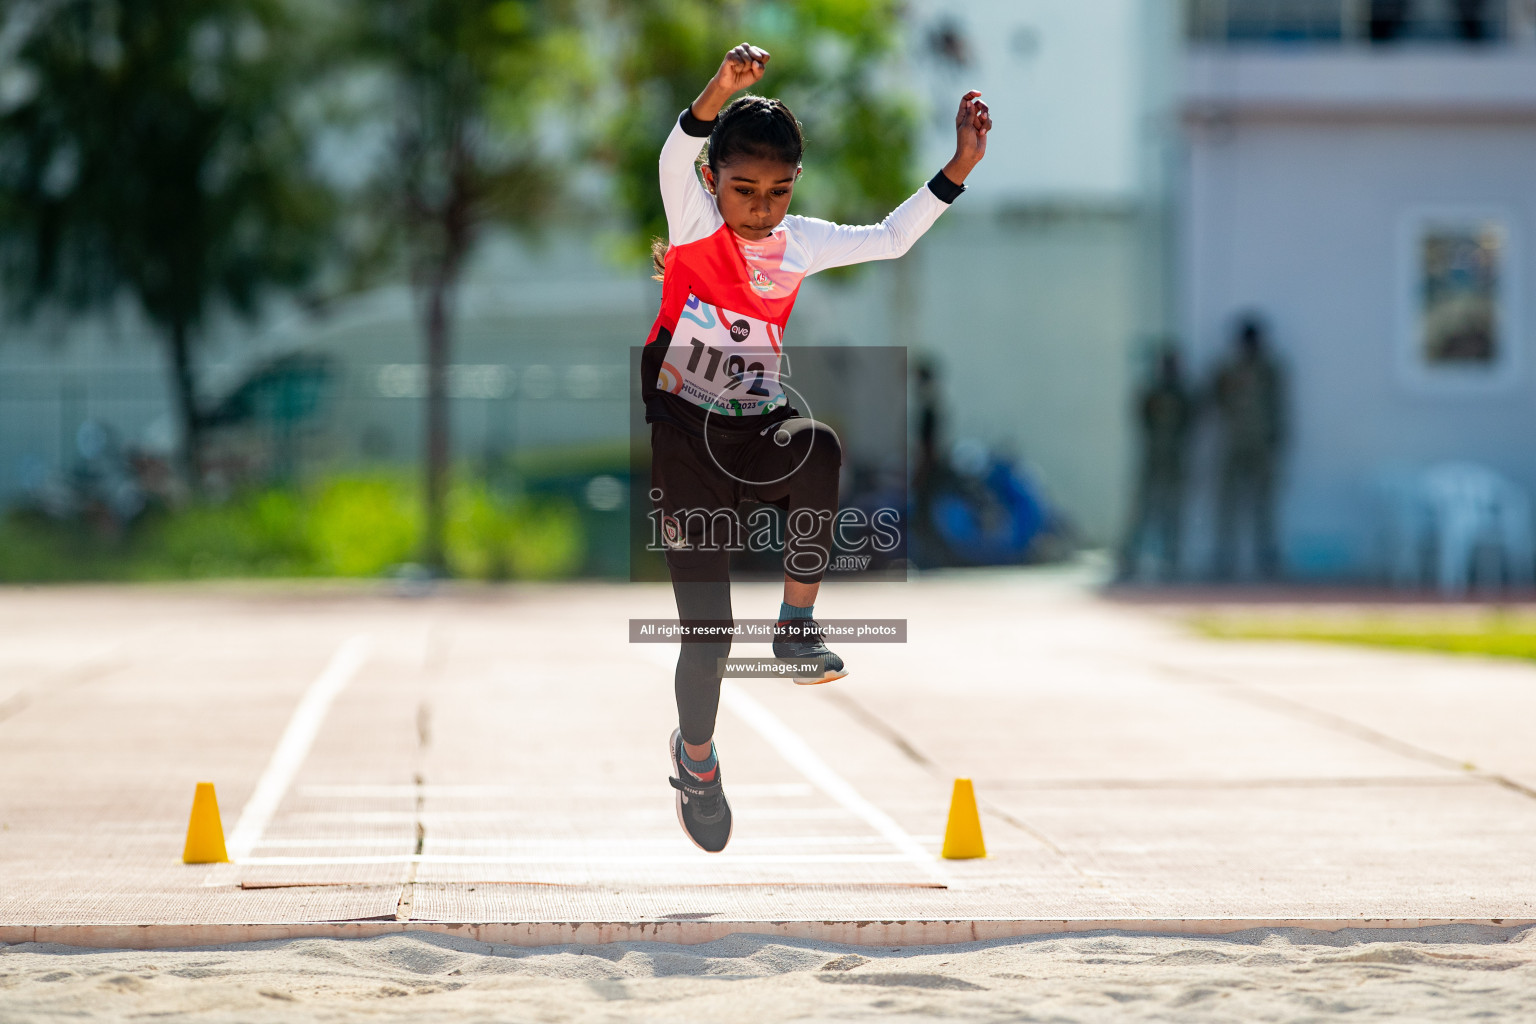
647, 42, 991, 852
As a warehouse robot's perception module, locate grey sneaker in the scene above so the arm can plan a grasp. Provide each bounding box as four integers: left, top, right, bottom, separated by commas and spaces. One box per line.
772, 618, 848, 685
668, 729, 732, 853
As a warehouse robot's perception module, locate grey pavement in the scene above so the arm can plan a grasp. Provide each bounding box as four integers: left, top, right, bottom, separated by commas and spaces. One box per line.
0, 571, 1533, 947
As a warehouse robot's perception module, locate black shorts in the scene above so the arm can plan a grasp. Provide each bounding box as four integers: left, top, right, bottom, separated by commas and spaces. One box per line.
649, 414, 842, 584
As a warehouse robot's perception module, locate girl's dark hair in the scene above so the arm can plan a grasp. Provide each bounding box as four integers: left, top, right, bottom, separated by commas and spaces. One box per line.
707, 94, 804, 172
651, 95, 805, 280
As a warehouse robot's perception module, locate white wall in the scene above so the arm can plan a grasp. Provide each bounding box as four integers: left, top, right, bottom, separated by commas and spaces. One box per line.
903, 0, 1145, 204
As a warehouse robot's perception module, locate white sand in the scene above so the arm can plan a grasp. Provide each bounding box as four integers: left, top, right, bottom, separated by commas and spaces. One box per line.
1, 926, 1532, 1022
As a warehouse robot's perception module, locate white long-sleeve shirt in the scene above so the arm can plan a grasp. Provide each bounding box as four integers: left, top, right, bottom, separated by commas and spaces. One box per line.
658, 113, 959, 290
644, 109, 963, 425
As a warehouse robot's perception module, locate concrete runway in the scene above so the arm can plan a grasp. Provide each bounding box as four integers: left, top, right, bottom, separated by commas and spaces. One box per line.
1, 570, 1533, 947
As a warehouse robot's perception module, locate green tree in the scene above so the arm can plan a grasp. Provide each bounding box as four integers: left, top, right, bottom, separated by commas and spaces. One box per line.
603, 0, 917, 260
354, 0, 582, 573
0, 0, 335, 487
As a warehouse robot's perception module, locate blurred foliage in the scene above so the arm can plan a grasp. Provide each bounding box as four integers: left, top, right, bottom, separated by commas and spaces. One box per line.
601, 0, 917, 263
149, 488, 312, 576
445, 482, 507, 579
0, 0, 340, 482
309, 475, 422, 576
0, 471, 592, 582
1195, 614, 1536, 663
503, 498, 584, 579
448, 482, 583, 580
348, 0, 587, 271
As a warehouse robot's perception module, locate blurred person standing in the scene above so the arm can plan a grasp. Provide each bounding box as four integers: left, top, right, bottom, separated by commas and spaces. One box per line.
1453, 0, 1493, 41
911, 358, 954, 564
1369, 0, 1411, 40
1117, 346, 1194, 582
1211, 316, 1286, 581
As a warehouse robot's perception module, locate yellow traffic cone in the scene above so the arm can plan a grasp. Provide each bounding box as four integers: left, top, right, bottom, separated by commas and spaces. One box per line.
940, 778, 986, 859
182, 782, 230, 864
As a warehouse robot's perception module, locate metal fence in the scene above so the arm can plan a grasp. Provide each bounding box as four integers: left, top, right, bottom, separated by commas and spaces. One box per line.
0, 358, 633, 510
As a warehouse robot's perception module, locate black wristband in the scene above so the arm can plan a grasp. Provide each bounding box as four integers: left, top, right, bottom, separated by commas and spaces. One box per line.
926, 169, 965, 204
679, 107, 716, 138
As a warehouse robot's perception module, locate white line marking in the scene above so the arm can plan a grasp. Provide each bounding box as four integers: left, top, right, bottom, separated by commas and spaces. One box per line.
240, 853, 918, 867
296, 782, 816, 800
226, 635, 371, 862
423, 835, 942, 850
280, 807, 854, 824
720, 683, 951, 886
253, 835, 940, 851
298, 784, 516, 799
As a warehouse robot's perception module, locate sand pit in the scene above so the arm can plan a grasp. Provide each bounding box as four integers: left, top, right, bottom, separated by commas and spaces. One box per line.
2, 926, 1532, 1022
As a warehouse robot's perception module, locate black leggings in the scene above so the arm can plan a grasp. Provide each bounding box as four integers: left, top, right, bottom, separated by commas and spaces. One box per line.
652, 417, 842, 744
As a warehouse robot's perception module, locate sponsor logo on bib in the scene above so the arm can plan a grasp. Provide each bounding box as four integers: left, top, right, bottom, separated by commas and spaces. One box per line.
665, 294, 785, 417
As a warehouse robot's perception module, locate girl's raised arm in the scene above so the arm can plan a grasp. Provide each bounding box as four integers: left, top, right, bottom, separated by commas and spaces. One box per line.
658, 43, 771, 246
799, 92, 991, 274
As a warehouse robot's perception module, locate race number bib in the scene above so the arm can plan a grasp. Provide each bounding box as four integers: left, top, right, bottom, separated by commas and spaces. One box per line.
657, 295, 787, 417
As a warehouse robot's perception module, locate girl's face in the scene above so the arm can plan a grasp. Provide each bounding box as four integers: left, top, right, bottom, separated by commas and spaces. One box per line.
702, 155, 800, 241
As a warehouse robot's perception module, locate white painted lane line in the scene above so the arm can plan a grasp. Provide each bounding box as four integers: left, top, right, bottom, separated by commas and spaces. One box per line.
281, 807, 855, 824
298, 785, 515, 799
720, 682, 951, 887
226, 635, 372, 862
296, 782, 816, 799
252, 835, 941, 850
421, 835, 942, 850
239, 853, 919, 867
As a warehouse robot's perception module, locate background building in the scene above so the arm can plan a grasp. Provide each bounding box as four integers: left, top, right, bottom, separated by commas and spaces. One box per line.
1180, 0, 1536, 578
